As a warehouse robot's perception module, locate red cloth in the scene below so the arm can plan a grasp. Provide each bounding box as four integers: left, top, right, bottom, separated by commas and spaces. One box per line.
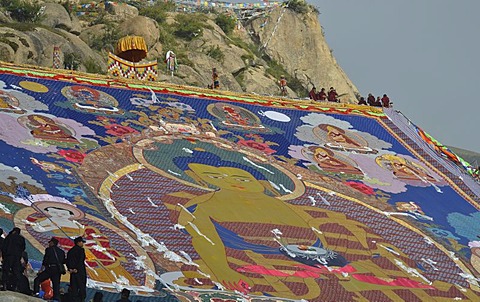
352, 274, 435, 289
41, 279, 53, 299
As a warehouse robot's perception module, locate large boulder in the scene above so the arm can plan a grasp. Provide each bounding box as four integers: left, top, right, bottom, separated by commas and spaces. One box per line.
0, 43, 15, 63
79, 24, 107, 48
69, 13, 82, 35
39, 3, 73, 31
193, 25, 248, 75
0, 27, 37, 65
147, 41, 163, 60
175, 64, 205, 87
106, 3, 139, 21
118, 16, 159, 48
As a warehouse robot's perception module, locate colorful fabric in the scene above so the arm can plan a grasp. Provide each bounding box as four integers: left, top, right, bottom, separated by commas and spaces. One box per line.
0, 63, 479, 301
107, 52, 157, 81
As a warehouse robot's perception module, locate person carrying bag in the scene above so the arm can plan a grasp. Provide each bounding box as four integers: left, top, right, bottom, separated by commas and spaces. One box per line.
33, 237, 66, 301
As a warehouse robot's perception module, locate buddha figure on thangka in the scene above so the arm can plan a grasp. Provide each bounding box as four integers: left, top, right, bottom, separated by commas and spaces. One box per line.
0, 90, 25, 114
14, 201, 155, 290
19, 114, 79, 144
85, 136, 478, 301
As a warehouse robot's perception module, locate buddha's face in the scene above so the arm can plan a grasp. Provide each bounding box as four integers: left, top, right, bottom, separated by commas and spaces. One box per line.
314, 148, 330, 161
392, 159, 408, 170
189, 163, 264, 193
31, 115, 50, 125
45, 207, 74, 219
327, 127, 347, 143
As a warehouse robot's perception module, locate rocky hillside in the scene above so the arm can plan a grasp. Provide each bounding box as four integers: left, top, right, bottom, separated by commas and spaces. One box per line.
0, 0, 359, 101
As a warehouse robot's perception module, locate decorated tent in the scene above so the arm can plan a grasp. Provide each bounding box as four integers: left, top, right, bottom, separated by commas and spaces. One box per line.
108, 36, 157, 81
114, 36, 148, 63
0, 61, 479, 301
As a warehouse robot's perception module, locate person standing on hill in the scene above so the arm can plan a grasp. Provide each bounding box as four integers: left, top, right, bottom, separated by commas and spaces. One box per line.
67, 237, 87, 302
279, 75, 288, 96
33, 237, 66, 301
212, 68, 220, 89
1, 227, 25, 292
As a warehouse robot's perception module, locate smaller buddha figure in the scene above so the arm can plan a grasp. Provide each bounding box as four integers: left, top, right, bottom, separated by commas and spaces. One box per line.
376, 154, 437, 183
28, 202, 139, 285
63, 86, 120, 113
30, 157, 67, 173
24, 115, 78, 143
314, 124, 377, 154
223, 105, 251, 127
0, 90, 24, 113
304, 146, 363, 175
207, 103, 266, 131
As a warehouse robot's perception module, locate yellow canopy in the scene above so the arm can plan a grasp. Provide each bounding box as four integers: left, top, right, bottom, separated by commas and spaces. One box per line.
114, 36, 148, 63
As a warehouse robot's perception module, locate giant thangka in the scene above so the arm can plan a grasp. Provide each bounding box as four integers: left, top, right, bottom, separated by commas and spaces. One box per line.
0, 62, 479, 301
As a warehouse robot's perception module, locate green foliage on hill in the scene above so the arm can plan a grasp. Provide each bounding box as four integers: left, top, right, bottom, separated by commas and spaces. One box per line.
206, 45, 224, 62
174, 14, 208, 41
265, 57, 306, 97
90, 23, 121, 52
215, 13, 236, 35
138, 1, 176, 24
2, 0, 42, 23
287, 0, 319, 15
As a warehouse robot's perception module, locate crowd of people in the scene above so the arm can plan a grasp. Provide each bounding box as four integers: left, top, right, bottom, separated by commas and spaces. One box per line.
0, 227, 136, 302
358, 93, 392, 107
308, 86, 341, 102
309, 86, 392, 107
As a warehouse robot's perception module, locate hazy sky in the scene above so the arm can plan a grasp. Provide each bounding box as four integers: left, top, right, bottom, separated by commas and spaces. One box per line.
310, 0, 480, 152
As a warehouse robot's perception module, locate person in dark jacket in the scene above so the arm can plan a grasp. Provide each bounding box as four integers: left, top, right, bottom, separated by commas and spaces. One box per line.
0, 228, 3, 290
366, 93, 375, 106
0, 228, 4, 257
1, 227, 25, 292
67, 236, 87, 302
116, 288, 132, 302
33, 237, 66, 301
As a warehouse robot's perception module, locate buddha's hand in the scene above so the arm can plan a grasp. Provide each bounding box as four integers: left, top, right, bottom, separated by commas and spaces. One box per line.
220, 272, 252, 294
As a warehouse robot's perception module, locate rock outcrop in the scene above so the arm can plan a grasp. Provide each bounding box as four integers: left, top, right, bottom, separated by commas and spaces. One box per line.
247, 7, 360, 102
118, 16, 160, 48
39, 3, 73, 31
106, 2, 139, 21
0, 26, 104, 71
